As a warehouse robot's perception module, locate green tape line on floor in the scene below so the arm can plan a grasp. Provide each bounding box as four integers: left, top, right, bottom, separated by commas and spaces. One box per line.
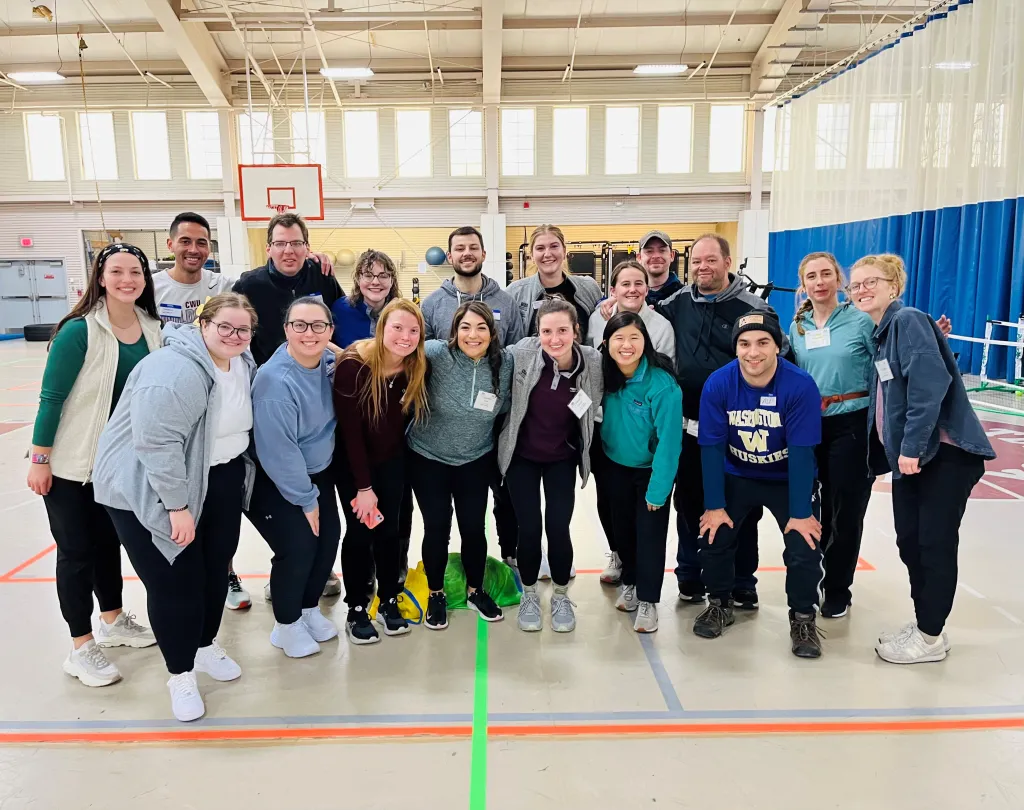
469, 616, 489, 810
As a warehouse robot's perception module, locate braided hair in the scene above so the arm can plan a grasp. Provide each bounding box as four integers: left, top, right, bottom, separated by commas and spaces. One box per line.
793, 251, 844, 336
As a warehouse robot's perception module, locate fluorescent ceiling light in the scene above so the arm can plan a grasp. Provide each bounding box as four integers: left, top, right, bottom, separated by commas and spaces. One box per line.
633, 64, 689, 76
934, 61, 973, 70
320, 67, 374, 79
8, 71, 66, 83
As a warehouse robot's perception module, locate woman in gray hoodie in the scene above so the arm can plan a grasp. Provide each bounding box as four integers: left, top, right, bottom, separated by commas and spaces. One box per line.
94, 293, 258, 723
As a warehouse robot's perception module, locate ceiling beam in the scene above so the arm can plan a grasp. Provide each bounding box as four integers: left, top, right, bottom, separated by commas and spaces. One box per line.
481, 0, 502, 105
0, 23, 163, 36
750, 0, 828, 100
144, 0, 231, 107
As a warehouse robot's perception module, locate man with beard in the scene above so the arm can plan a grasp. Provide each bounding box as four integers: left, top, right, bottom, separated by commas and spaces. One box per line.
637, 230, 684, 305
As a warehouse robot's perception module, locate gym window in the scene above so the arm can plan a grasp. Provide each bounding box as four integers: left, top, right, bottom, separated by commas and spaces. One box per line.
291, 111, 327, 167
344, 109, 380, 178
553, 107, 588, 176
184, 111, 222, 180
657, 105, 693, 174
814, 102, 850, 170
708, 104, 745, 173
239, 112, 275, 165
396, 109, 432, 178
24, 113, 66, 182
131, 111, 171, 180
501, 108, 535, 176
449, 109, 482, 177
605, 106, 640, 175
78, 112, 118, 180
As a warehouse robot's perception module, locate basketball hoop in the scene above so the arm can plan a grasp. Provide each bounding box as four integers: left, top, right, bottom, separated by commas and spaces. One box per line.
268, 204, 292, 215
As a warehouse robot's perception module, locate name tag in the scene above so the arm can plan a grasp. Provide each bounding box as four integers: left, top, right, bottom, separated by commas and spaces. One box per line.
532, 300, 542, 310
492, 310, 501, 321
474, 391, 497, 412
158, 303, 182, 319
760, 396, 777, 407
875, 359, 894, 382
685, 419, 699, 438
568, 390, 593, 418
805, 327, 831, 350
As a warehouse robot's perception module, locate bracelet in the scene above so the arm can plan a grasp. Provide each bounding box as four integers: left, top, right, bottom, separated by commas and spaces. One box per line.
167, 506, 188, 513
30, 453, 50, 464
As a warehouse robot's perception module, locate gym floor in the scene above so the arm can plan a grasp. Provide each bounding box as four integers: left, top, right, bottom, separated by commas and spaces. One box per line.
2, 338, 1024, 809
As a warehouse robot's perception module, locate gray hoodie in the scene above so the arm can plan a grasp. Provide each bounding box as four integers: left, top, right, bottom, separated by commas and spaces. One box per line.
421, 276, 526, 347
506, 273, 603, 338
93, 324, 256, 563
496, 337, 603, 484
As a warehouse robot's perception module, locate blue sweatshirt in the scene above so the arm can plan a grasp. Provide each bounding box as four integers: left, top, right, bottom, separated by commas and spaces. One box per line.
600, 358, 682, 507
251, 343, 336, 512
332, 298, 381, 349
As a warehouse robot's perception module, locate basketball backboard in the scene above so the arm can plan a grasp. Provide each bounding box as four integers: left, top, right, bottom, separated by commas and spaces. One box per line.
238, 164, 325, 221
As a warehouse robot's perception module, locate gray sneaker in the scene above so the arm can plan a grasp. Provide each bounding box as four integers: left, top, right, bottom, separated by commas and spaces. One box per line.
518, 588, 542, 632
633, 601, 658, 633
615, 584, 639, 612
550, 590, 577, 633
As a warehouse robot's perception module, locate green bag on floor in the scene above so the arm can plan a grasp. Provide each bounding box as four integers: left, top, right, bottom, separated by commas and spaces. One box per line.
443, 553, 522, 609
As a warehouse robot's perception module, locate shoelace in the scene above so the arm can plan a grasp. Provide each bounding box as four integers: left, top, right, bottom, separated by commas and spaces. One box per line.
171, 673, 199, 699
119, 612, 146, 634
228, 573, 243, 592
552, 594, 577, 620
80, 644, 111, 670
700, 603, 728, 626
621, 585, 636, 604
206, 640, 228, 660
793, 619, 821, 646
638, 602, 653, 619
520, 592, 541, 614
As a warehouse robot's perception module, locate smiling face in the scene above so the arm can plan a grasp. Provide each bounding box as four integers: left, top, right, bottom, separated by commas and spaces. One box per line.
167, 221, 211, 278
456, 310, 491, 361
382, 309, 421, 360
538, 311, 575, 364
99, 253, 146, 306
448, 233, 486, 278
849, 265, 896, 322
639, 239, 675, 285
690, 237, 731, 295
607, 323, 645, 374
201, 307, 253, 362
801, 257, 842, 307
266, 223, 309, 276
611, 267, 649, 313
531, 233, 566, 279
358, 261, 394, 309
284, 302, 333, 362
736, 331, 779, 384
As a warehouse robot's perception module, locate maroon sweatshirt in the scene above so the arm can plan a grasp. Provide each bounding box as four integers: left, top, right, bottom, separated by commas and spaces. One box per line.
333, 356, 408, 490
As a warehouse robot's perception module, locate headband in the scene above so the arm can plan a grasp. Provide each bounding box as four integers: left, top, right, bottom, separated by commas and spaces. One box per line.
96, 242, 151, 273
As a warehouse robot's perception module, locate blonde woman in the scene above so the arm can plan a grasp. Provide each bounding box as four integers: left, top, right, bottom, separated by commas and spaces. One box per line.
849, 254, 994, 664
334, 299, 429, 645
507, 225, 603, 342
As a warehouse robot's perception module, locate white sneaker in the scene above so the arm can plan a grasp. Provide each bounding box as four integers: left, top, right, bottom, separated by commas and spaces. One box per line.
62, 640, 121, 687
264, 582, 272, 602
878, 621, 951, 652
322, 572, 342, 598
538, 553, 551, 581
194, 641, 241, 682
225, 572, 251, 610
634, 602, 659, 633
875, 624, 947, 664
167, 671, 205, 722
270, 620, 321, 658
301, 606, 339, 642
95, 612, 157, 648
600, 552, 622, 584
615, 583, 639, 612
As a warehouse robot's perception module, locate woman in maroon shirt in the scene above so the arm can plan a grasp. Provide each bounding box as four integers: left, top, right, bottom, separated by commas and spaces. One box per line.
334, 299, 428, 645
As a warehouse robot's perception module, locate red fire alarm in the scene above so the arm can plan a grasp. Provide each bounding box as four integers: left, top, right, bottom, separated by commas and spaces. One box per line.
523, 201, 530, 209
19, 237, 33, 248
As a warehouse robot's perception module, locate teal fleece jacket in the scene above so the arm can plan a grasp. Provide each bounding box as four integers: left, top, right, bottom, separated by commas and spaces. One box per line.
600, 357, 683, 507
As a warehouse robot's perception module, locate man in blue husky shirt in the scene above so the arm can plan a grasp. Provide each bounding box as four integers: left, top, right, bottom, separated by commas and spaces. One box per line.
695, 312, 826, 659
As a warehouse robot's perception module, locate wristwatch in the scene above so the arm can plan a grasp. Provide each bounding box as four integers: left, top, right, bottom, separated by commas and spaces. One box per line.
30, 453, 50, 464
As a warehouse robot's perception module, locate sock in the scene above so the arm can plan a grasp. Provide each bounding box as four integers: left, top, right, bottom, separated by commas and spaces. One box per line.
523, 584, 537, 594
795, 611, 814, 620
553, 584, 569, 595
920, 629, 939, 644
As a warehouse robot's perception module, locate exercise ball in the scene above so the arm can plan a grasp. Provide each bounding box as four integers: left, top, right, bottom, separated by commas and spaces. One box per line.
425, 246, 447, 266
336, 248, 356, 267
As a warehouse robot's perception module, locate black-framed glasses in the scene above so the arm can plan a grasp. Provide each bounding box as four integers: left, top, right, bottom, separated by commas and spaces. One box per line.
209, 321, 253, 340
287, 320, 332, 334
359, 271, 393, 283
269, 240, 307, 249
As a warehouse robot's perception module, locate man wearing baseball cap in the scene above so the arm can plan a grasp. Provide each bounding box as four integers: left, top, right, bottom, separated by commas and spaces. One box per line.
637, 231, 684, 304
693, 312, 824, 658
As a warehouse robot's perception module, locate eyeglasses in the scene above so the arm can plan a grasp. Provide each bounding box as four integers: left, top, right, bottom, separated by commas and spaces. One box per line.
359, 271, 393, 283
269, 240, 307, 250
287, 320, 332, 334
208, 321, 253, 340
847, 276, 886, 294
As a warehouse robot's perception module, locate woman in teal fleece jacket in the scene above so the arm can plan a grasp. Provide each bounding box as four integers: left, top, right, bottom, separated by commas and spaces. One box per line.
599, 311, 682, 634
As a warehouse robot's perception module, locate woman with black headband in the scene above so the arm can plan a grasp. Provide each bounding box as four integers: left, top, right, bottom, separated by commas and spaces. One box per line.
27, 243, 164, 688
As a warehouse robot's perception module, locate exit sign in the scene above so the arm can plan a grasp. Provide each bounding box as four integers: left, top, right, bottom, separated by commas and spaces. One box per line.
19, 237, 33, 248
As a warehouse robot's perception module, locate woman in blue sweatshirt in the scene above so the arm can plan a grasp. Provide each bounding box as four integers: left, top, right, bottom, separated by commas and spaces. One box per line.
407, 301, 514, 630
599, 312, 682, 634
331, 249, 401, 349
248, 296, 341, 660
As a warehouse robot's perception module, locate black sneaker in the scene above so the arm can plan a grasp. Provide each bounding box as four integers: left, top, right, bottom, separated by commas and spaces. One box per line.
790, 610, 823, 659
468, 590, 504, 622
820, 597, 850, 619
346, 606, 380, 646
731, 588, 759, 611
692, 597, 734, 639
376, 597, 411, 636
677, 580, 707, 604
425, 591, 449, 630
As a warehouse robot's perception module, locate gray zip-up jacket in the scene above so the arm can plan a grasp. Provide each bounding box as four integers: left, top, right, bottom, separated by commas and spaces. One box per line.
506, 273, 603, 337
93, 324, 257, 563
497, 337, 603, 484
421, 276, 526, 347
407, 339, 514, 464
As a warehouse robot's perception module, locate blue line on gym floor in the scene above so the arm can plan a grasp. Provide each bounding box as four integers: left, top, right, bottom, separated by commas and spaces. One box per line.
637, 633, 684, 711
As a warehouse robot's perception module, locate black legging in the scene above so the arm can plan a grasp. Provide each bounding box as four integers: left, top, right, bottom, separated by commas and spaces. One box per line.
505, 454, 578, 587
105, 456, 245, 675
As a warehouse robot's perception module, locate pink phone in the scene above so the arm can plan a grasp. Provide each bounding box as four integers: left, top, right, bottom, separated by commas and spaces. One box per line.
363, 508, 384, 529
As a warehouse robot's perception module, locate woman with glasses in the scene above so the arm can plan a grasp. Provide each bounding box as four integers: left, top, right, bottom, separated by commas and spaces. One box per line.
332, 249, 401, 349
94, 294, 257, 721
849, 255, 993, 665
246, 297, 342, 659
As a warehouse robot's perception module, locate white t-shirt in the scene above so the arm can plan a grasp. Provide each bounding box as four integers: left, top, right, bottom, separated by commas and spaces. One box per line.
152, 269, 236, 325
210, 356, 253, 466
587, 303, 677, 363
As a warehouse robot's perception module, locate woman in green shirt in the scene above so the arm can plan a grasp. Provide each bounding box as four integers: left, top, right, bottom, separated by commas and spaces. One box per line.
27, 243, 164, 688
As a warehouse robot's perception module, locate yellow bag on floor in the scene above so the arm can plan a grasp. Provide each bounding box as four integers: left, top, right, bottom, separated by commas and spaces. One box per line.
368, 562, 429, 625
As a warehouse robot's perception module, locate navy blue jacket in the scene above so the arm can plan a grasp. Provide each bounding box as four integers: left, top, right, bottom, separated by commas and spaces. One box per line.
866, 300, 995, 478
331, 298, 379, 349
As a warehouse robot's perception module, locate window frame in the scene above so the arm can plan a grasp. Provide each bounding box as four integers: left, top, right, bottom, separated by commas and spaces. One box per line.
182, 110, 223, 180
130, 110, 172, 181
604, 105, 641, 176
708, 104, 746, 174
448, 108, 483, 177
290, 109, 327, 167
77, 111, 118, 181
395, 108, 433, 178
656, 104, 693, 175
343, 109, 380, 179
238, 111, 275, 166
24, 112, 66, 182
500, 107, 536, 177
552, 106, 589, 176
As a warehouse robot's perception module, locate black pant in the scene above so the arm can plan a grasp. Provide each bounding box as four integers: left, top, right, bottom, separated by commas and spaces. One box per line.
337, 454, 406, 609
674, 431, 760, 590
591, 423, 616, 552
604, 459, 670, 603
817, 410, 875, 605
891, 443, 985, 637
492, 477, 519, 561
247, 465, 341, 624
43, 477, 124, 638
106, 457, 245, 674
408, 450, 492, 591
700, 474, 823, 614
505, 454, 577, 587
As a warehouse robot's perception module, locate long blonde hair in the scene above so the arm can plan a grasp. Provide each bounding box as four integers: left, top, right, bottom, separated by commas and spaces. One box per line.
793, 252, 845, 336
528, 224, 570, 276
344, 299, 428, 425
850, 254, 907, 298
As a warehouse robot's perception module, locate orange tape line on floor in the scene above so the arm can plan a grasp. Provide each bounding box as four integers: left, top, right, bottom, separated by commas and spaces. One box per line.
0, 543, 56, 581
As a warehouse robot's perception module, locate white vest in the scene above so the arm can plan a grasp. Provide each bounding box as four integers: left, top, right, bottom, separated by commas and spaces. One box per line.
49, 300, 164, 482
